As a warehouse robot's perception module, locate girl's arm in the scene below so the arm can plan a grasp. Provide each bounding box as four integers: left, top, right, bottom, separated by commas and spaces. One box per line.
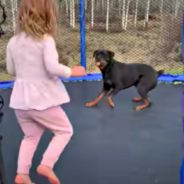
43, 36, 86, 78
6, 41, 16, 76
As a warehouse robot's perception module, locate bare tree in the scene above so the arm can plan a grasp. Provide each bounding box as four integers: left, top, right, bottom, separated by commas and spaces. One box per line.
174, 0, 180, 18
122, 0, 126, 30
65, 0, 69, 16
106, 0, 110, 32
1, 0, 6, 7
96, 0, 101, 12
101, 0, 105, 7
72, 0, 75, 28
134, 0, 139, 28
70, 0, 75, 28
124, 0, 131, 30
10, 0, 16, 33
14, 0, 18, 10
110, 0, 114, 9
85, 0, 88, 11
91, 0, 94, 28
118, 0, 121, 16
160, 0, 164, 15
102, 0, 105, 13
144, 0, 151, 29
70, 0, 72, 27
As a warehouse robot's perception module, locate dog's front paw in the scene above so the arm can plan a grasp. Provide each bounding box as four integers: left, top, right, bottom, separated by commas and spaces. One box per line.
135, 100, 151, 111
106, 98, 115, 109
135, 104, 149, 111
135, 106, 143, 111
109, 103, 115, 109
85, 101, 97, 108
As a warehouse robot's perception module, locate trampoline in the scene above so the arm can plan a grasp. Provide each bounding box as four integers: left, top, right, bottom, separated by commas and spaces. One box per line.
0, 81, 182, 184
0, 1, 183, 183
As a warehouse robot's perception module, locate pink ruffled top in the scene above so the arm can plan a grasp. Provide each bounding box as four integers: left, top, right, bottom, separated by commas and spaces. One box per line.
6, 32, 72, 110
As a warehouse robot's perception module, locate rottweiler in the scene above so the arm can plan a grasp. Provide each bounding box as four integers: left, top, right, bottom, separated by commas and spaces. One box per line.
85, 49, 164, 111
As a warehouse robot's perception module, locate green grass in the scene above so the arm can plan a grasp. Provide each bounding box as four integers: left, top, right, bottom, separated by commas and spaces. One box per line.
166, 68, 184, 75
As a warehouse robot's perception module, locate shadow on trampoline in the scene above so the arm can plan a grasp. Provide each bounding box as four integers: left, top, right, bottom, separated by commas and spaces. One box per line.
0, 82, 182, 184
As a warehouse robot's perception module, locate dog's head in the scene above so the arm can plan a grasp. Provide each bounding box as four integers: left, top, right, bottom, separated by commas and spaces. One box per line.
93, 49, 115, 70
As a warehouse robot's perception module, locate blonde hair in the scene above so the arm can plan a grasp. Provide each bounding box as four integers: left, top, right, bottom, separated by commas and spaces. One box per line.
17, 0, 58, 39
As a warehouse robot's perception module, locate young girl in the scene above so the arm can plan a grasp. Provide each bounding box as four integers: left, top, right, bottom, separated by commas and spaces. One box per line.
6, 0, 86, 184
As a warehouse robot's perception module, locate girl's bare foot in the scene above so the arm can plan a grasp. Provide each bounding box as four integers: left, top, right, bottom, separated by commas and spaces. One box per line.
15, 174, 33, 184
37, 165, 60, 184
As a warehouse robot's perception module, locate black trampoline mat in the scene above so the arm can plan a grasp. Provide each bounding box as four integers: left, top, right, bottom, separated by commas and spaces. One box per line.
0, 82, 183, 184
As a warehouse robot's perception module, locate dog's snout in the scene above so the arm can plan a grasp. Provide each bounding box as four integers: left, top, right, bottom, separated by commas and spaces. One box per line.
96, 62, 101, 67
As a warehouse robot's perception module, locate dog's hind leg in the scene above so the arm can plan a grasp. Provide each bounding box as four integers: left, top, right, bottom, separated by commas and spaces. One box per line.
134, 76, 157, 111
135, 98, 151, 111
132, 97, 143, 103
132, 77, 144, 103
135, 86, 151, 111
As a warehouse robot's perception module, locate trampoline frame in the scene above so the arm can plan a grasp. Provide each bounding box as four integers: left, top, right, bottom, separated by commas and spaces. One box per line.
0, 1, 183, 183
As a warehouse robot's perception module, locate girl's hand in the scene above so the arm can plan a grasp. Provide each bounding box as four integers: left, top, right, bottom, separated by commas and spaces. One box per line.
71, 66, 86, 77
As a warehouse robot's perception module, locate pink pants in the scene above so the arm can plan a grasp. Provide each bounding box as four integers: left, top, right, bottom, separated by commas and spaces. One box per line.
15, 106, 73, 174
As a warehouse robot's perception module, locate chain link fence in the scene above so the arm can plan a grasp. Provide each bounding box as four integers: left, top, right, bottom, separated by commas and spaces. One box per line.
0, 0, 184, 81
85, 0, 184, 74
0, 0, 81, 81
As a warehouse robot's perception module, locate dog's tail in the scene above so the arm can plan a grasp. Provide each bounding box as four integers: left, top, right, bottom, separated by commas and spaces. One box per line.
157, 70, 164, 76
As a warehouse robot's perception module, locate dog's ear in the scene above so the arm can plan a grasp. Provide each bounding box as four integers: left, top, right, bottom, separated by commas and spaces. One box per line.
107, 50, 115, 59
93, 50, 98, 58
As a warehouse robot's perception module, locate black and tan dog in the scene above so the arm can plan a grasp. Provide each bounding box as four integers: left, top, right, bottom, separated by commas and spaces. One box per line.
85, 49, 164, 111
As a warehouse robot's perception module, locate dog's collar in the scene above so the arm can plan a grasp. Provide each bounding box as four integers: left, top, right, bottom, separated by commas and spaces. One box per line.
101, 60, 115, 73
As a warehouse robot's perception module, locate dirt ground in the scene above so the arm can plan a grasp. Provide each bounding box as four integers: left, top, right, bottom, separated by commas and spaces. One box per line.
0, 16, 183, 81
